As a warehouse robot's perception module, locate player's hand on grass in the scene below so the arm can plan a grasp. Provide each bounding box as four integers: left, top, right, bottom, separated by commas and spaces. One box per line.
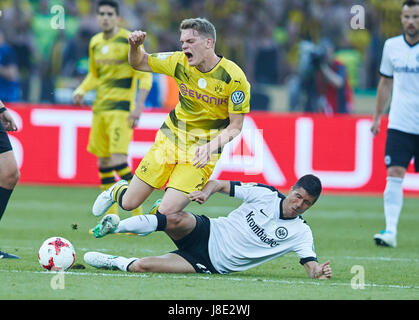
188, 190, 210, 204
0, 110, 18, 131
129, 31, 147, 48
317, 260, 332, 279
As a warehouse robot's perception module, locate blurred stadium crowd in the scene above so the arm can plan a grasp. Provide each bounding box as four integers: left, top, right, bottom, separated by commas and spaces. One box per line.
0, 0, 405, 112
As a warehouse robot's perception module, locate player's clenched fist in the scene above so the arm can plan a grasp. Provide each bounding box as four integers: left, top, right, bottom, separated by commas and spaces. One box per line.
129, 31, 147, 47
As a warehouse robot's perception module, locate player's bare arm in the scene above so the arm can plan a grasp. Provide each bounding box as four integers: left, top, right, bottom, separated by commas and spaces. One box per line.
188, 180, 231, 204
128, 31, 152, 72
303, 260, 332, 279
371, 76, 393, 136
128, 88, 149, 128
193, 113, 245, 168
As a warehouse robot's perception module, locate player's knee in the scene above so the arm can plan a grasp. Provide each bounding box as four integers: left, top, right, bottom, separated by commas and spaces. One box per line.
128, 257, 154, 273
157, 203, 182, 215
2, 167, 19, 189
387, 166, 406, 178
164, 211, 194, 231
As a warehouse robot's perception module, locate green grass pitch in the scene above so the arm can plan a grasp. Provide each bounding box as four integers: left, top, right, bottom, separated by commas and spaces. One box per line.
0, 184, 418, 300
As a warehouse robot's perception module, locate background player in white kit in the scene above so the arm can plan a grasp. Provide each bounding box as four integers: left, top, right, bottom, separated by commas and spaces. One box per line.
84, 174, 332, 279
371, 0, 419, 248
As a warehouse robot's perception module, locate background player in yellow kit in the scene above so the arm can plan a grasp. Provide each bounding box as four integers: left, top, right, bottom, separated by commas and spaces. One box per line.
91, 17, 251, 237
73, 0, 152, 216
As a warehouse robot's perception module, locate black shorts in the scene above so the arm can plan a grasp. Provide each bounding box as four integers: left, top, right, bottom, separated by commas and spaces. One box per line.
385, 129, 419, 172
0, 120, 13, 154
171, 214, 219, 274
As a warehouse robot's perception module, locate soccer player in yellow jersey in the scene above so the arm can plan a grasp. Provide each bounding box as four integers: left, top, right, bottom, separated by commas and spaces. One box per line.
73, 0, 152, 216
91, 17, 251, 237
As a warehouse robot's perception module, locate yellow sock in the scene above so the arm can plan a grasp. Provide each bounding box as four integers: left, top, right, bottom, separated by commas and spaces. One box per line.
115, 163, 133, 182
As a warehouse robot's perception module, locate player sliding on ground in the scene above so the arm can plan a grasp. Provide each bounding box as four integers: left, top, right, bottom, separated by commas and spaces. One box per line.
85, 174, 333, 279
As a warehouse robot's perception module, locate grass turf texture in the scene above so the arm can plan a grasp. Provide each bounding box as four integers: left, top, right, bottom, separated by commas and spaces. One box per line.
0, 185, 418, 300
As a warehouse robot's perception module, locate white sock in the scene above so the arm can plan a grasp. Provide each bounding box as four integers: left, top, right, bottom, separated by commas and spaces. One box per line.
114, 256, 138, 272
115, 214, 158, 235
383, 176, 403, 235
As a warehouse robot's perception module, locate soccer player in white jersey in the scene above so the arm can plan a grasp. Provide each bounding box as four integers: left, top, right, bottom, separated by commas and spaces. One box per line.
84, 174, 332, 279
371, 0, 419, 248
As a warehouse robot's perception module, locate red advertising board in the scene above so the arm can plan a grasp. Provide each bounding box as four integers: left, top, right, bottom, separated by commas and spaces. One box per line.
5, 103, 419, 195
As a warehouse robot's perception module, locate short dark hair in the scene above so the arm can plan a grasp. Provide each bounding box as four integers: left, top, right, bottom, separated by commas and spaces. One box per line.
97, 0, 119, 15
402, 0, 419, 8
292, 174, 322, 203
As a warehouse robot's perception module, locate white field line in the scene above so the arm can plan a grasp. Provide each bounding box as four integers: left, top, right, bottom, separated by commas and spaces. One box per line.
0, 269, 418, 291
344, 256, 419, 263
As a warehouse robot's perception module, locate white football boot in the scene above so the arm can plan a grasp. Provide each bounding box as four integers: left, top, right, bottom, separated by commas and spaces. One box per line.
92, 180, 128, 217
84, 252, 121, 270
373, 230, 397, 248
84, 252, 137, 271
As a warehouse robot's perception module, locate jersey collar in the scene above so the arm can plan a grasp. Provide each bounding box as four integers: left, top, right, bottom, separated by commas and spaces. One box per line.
403, 33, 419, 48
279, 198, 298, 220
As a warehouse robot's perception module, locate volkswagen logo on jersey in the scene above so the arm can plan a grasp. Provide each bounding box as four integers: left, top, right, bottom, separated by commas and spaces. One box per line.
275, 227, 288, 240
231, 90, 245, 105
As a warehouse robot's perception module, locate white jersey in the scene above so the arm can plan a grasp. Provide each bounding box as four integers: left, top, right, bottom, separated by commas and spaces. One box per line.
379, 35, 419, 135
208, 182, 317, 274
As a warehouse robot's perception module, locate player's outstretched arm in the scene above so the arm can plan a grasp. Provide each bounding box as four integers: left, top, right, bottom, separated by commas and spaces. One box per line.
303, 260, 332, 279
128, 31, 152, 72
188, 180, 231, 204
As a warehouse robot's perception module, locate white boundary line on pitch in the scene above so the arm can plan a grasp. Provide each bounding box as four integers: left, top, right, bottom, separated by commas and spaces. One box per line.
0, 269, 418, 291
344, 256, 419, 263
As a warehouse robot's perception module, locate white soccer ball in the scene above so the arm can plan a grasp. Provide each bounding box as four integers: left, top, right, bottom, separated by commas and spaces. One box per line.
38, 237, 76, 271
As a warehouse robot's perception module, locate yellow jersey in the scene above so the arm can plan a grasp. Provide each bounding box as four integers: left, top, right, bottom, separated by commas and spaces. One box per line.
75, 28, 152, 113
149, 51, 251, 151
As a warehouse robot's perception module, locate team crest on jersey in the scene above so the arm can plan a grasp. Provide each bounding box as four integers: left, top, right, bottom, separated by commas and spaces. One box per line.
275, 227, 288, 240
231, 90, 245, 105
215, 84, 223, 93
385, 155, 391, 166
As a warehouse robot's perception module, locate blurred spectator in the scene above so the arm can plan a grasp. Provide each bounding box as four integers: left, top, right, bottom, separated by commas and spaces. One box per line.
0, 0, 35, 101
62, 26, 91, 77
288, 39, 352, 114
247, 10, 282, 85
0, 29, 21, 102
315, 41, 353, 114
31, 0, 81, 102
